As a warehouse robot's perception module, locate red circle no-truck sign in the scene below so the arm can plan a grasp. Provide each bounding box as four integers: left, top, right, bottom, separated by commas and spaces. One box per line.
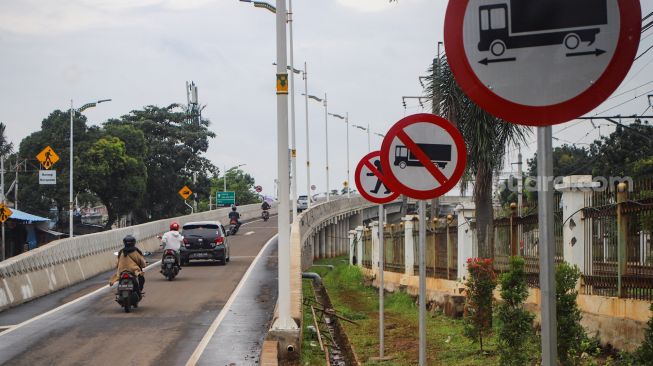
444, 0, 641, 126
380, 114, 466, 200
355, 151, 400, 204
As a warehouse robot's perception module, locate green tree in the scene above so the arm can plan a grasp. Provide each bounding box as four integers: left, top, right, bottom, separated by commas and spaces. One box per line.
428, 57, 529, 257
589, 119, 653, 179
527, 144, 592, 178
497, 257, 535, 366
105, 104, 217, 221
212, 168, 259, 206
463, 257, 497, 352
0, 122, 13, 157
79, 136, 147, 229
556, 262, 585, 365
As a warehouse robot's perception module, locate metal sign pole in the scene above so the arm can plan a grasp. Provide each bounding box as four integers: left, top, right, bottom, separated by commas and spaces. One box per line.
537, 126, 557, 365
418, 199, 427, 366
378, 204, 385, 359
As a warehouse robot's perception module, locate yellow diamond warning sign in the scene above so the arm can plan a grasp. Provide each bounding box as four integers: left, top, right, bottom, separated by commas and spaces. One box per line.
0, 204, 12, 223
178, 186, 193, 200
36, 146, 59, 169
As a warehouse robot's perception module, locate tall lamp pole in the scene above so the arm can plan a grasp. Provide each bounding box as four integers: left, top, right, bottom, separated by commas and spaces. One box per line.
69, 98, 111, 238
328, 112, 350, 198
303, 63, 311, 208
306, 94, 330, 201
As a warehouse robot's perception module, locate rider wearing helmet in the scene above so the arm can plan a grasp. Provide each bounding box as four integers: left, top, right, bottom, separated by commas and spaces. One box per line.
161, 221, 184, 268
228, 205, 241, 230
110, 235, 147, 293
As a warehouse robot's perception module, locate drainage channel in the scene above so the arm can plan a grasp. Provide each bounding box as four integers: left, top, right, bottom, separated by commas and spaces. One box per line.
306, 281, 358, 366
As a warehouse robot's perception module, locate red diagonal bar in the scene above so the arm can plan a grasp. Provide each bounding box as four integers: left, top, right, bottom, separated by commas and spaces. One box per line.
396, 129, 448, 185
363, 160, 393, 193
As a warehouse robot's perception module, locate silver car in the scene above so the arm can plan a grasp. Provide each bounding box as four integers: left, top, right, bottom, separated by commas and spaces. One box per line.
297, 195, 309, 212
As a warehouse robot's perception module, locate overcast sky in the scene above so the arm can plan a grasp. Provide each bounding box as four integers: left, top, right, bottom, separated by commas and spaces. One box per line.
1, 1, 652, 201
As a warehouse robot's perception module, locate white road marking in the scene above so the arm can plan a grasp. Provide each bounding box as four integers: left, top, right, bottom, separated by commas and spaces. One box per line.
185, 234, 278, 366
244, 231, 255, 236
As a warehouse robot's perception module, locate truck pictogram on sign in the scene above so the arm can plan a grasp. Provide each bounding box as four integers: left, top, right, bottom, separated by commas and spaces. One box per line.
394, 143, 451, 169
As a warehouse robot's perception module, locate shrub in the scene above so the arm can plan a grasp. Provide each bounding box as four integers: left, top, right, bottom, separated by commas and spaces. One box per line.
556, 262, 585, 365
635, 303, 653, 364
497, 257, 535, 366
463, 257, 497, 352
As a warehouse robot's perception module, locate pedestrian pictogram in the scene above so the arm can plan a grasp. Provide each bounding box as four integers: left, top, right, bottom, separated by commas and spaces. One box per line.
178, 186, 193, 200
36, 146, 59, 169
380, 114, 466, 200
276, 74, 288, 94
355, 151, 400, 205
0, 204, 12, 223
444, 0, 641, 125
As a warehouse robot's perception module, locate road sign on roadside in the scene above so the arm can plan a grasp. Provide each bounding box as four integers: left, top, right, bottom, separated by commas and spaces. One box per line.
310, 185, 316, 191
255, 185, 263, 193
217, 191, 236, 206
444, 0, 641, 125
36, 146, 59, 169
39, 170, 57, 185
0, 204, 12, 223
178, 186, 193, 200
355, 151, 400, 204
380, 114, 466, 200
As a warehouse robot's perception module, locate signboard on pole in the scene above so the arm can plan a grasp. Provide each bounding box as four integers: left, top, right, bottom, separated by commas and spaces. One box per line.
354, 151, 399, 204
380, 114, 466, 200
178, 186, 193, 200
216, 191, 236, 206
444, 0, 641, 125
36, 146, 59, 169
255, 185, 263, 193
39, 170, 57, 185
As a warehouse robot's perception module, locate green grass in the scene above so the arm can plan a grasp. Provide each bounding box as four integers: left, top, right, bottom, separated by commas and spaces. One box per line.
300, 279, 328, 366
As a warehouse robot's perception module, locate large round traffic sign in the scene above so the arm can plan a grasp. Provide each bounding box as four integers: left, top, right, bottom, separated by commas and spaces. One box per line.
355, 151, 400, 204
380, 114, 466, 200
444, 0, 641, 126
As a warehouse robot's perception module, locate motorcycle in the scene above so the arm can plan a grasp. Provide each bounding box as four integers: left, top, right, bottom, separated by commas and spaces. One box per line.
116, 271, 142, 313
261, 210, 270, 221
161, 249, 180, 281
229, 218, 240, 235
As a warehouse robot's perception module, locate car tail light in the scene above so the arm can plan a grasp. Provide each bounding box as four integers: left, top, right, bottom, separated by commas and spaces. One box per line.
215, 237, 224, 245
165, 249, 175, 255
183, 239, 190, 248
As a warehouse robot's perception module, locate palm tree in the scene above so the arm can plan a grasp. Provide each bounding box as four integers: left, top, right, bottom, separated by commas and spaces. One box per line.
0, 122, 12, 157
425, 57, 530, 258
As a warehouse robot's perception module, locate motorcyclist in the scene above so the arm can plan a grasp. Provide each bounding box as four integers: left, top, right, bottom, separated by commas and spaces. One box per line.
228, 205, 241, 230
261, 201, 271, 211
160, 221, 183, 268
110, 235, 147, 294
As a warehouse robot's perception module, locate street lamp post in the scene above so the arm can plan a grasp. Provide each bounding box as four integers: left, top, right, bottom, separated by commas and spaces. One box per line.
328, 112, 350, 198
306, 94, 330, 202
352, 124, 371, 152
223, 164, 246, 192
303, 63, 311, 209
69, 98, 111, 238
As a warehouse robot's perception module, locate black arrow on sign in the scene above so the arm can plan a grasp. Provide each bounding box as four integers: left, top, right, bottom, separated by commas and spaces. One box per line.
566, 48, 606, 58
479, 57, 517, 66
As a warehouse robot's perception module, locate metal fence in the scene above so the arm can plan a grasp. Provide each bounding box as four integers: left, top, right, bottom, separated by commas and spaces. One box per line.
411, 220, 458, 280
582, 179, 653, 300
362, 228, 372, 269
384, 224, 405, 273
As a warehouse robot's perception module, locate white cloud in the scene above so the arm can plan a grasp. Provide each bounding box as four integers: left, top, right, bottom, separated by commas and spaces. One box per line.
337, 0, 399, 12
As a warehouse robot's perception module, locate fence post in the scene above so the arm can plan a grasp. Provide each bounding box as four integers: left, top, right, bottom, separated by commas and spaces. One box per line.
555, 175, 598, 274
456, 203, 476, 279
510, 202, 518, 257
447, 214, 454, 280
371, 220, 380, 274
349, 229, 356, 265
617, 182, 628, 298
356, 226, 364, 268
403, 216, 416, 277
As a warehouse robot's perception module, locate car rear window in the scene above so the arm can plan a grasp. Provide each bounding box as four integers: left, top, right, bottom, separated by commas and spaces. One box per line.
182, 224, 222, 237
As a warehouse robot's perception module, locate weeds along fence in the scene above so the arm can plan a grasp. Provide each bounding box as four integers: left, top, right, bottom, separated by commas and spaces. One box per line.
582, 179, 653, 300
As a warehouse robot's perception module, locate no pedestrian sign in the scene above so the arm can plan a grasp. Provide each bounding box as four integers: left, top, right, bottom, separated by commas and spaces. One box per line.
444, 0, 641, 125
354, 151, 400, 205
380, 114, 466, 200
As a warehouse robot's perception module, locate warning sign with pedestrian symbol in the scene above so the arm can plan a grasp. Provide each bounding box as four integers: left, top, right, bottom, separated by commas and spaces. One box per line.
178, 186, 193, 200
36, 146, 59, 169
0, 204, 12, 223
354, 151, 400, 205
444, 0, 641, 125
380, 114, 467, 200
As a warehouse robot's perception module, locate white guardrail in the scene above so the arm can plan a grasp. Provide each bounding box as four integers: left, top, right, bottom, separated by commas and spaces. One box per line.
0, 203, 276, 311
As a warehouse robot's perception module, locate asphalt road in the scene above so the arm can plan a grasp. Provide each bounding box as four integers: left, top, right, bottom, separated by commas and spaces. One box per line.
0, 216, 278, 366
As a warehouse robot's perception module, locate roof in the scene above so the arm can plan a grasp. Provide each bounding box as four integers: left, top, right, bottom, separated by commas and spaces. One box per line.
8, 209, 50, 223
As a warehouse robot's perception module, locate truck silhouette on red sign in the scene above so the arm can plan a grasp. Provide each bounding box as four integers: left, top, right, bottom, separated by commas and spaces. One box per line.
394, 144, 451, 169
478, 0, 607, 56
